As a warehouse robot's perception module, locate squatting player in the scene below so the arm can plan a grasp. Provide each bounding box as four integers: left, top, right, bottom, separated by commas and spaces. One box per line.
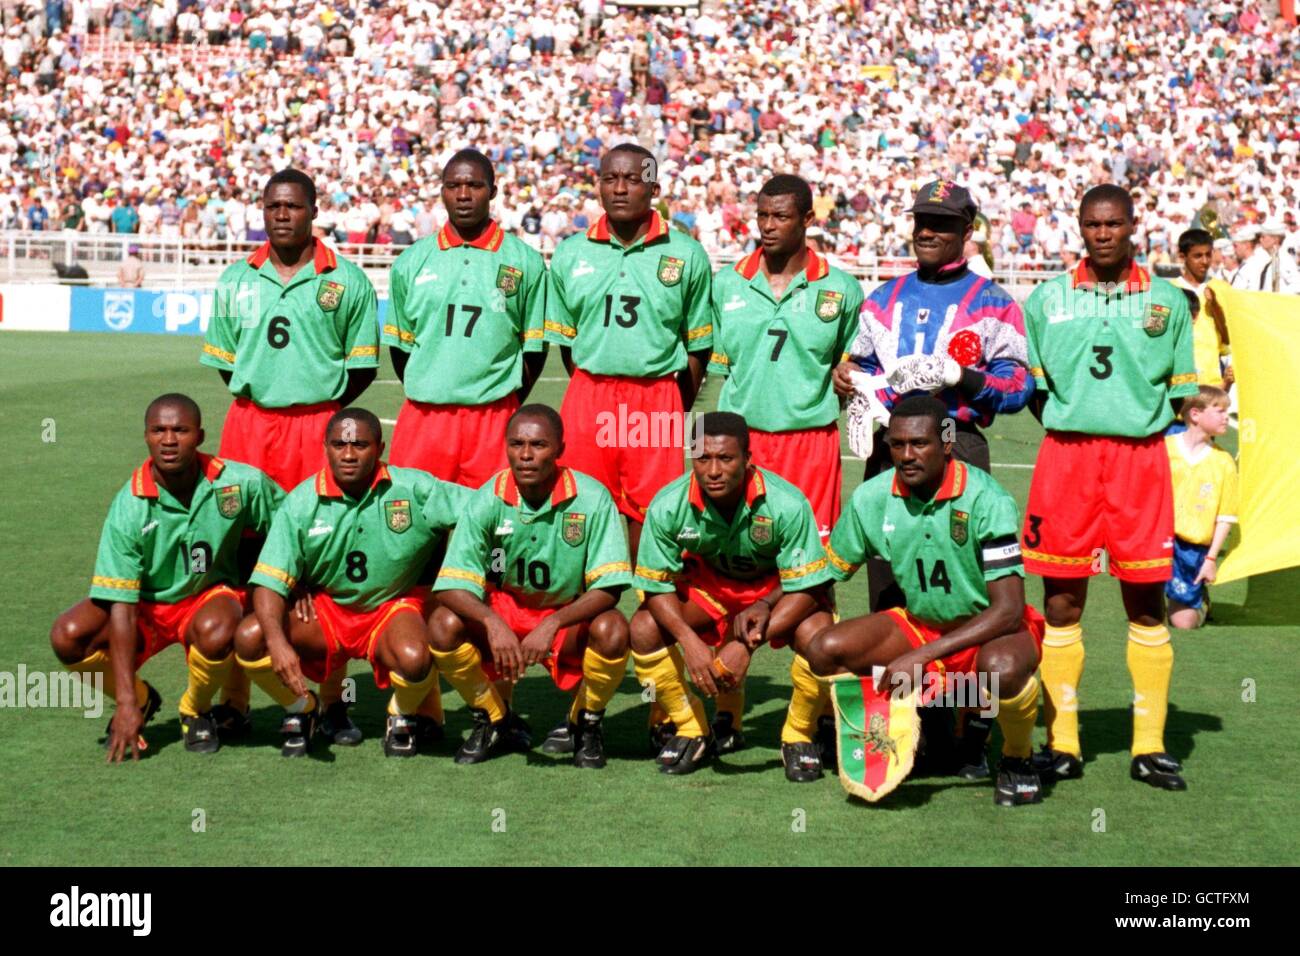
384, 148, 548, 486
1022, 184, 1198, 790
201, 168, 380, 743
50, 394, 282, 760
631, 412, 836, 780
236, 408, 468, 757
806, 396, 1046, 806
430, 405, 632, 768
546, 143, 714, 560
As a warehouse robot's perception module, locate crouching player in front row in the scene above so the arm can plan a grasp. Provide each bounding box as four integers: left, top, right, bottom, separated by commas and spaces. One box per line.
631, 412, 836, 779
51, 394, 283, 761
805, 396, 1046, 806
430, 405, 632, 768
236, 408, 468, 757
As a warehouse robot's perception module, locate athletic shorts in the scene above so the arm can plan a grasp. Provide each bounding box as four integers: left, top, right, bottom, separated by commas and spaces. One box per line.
479, 586, 586, 691
389, 394, 518, 489
1165, 537, 1210, 609
304, 589, 428, 690
1022, 431, 1174, 583
559, 368, 685, 521
675, 559, 781, 648
885, 605, 1045, 703
749, 424, 841, 540
136, 584, 245, 667
218, 398, 339, 491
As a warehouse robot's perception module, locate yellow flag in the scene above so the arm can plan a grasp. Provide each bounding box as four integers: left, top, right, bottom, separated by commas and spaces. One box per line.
1208, 281, 1300, 584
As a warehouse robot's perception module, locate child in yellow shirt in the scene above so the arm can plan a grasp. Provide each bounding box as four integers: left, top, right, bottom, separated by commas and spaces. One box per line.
1165, 386, 1238, 628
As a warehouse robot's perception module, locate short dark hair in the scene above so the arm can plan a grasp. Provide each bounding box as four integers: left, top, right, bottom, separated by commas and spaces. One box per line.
758, 174, 814, 215
888, 394, 949, 438
1079, 183, 1133, 221
697, 411, 750, 454
325, 407, 382, 443
602, 143, 657, 182
1178, 228, 1213, 256
263, 168, 317, 207
1180, 287, 1201, 319
443, 148, 496, 190
145, 393, 201, 427
509, 403, 564, 442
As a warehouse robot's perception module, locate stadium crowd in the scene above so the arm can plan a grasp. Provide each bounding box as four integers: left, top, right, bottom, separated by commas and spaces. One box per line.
1, 0, 1298, 270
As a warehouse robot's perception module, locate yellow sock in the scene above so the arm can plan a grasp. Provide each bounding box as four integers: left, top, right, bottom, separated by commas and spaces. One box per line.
179, 647, 234, 718
715, 683, 745, 732
996, 675, 1040, 759
388, 667, 439, 717
1128, 622, 1174, 756
220, 660, 251, 712
432, 643, 506, 722
569, 647, 628, 722
632, 647, 706, 738
318, 666, 347, 707
780, 653, 827, 744
236, 654, 314, 711
416, 678, 444, 723
69, 649, 148, 706
1040, 622, 1084, 756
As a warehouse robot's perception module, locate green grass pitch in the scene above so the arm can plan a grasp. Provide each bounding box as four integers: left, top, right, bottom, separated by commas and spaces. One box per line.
1, 331, 1296, 866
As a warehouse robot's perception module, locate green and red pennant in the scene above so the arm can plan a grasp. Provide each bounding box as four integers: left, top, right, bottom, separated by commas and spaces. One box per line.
829, 672, 920, 802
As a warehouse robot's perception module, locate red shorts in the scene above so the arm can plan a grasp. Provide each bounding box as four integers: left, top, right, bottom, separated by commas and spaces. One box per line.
559, 368, 685, 521
389, 394, 518, 489
480, 587, 586, 691
676, 559, 781, 648
305, 589, 428, 690
1023, 432, 1174, 583
218, 398, 338, 491
748, 425, 842, 540
135, 585, 245, 667
885, 606, 1045, 702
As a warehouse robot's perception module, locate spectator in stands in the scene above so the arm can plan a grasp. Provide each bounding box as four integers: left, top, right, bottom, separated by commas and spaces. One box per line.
116, 242, 143, 287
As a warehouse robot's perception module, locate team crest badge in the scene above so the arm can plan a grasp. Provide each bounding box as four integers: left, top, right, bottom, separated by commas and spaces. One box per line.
750, 514, 773, 546
217, 485, 242, 518
951, 509, 969, 545
815, 289, 844, 321
385, 499, 412, 534
317, 280, 345, 312
562, 512, 586, 546
657, 255, 685, 287
829, 673, 920, 803
496, 264, 523, 298
1143, 303, 1170, 337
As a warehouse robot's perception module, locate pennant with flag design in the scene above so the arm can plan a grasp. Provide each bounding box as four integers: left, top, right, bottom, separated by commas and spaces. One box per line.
829, 672, 920, 803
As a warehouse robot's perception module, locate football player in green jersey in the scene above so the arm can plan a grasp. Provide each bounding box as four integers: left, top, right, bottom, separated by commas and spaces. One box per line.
236, 408, 468, 758
430, 405, 632, 768
806, 396, 1047, 806
50, 394, 282, 761
631, 412, 836, 778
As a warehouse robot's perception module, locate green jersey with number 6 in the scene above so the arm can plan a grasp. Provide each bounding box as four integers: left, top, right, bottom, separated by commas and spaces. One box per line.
545, 212, 713, 376
201, 241, 380, 408
249, 464, 469, 611
384, 221, 547, 406
1024, 261, 1197, 437
434, 467, 632, 609
826, 460, 1024, 626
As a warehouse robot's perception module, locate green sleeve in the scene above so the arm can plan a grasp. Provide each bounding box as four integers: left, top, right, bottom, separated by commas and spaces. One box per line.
633, 499, 684, 593
706, 273, 729, 376
89, 495, 144, 603
1023, 284, 1047, 388
1167, 293, 1199, 399
544, 252, 578, 345
583, 490, 633, 591
201, 273, 240, 371
383, 256, 415, 352
836, 279, 866, 362
826, 489, 874, 581
432, 493, 493, 599
249, 502, 304, 598
419, 475, 474, 534
973, 484, 1025, 582
522, 249, 547, 354
246, 468, 285, 535
343, 273, 380, 369
683, 246, 714, 352
775, 497, 833, 592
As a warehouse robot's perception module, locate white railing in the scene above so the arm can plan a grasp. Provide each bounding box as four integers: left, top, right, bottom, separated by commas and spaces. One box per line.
0, 229, 1067, 292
